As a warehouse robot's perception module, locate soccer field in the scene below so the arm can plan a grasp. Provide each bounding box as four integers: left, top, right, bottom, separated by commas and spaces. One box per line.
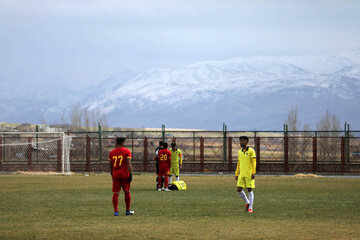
0, 174, 359, 240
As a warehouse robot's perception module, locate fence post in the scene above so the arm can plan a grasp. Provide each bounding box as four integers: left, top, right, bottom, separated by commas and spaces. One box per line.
284, 124, 289, 173
200, 137, 204, 172
1, 135, 4, 164
193, 131, 196, 161
313, 136, 317, 173
162, 124, 165, 142
98, 123, 102, 162
36, 125, 39, 162
223, 123, 227, 162
144, 137, 148, 172
341, 136, 345, 174
86, 135, 91, 172
0, 136, 2, 171
345, 122, 350, 163
27, 137, 32, 171
131, 131, 134, 156
57, 138, 62, 172
228, 137, 232, 172
256, 137, 260, 173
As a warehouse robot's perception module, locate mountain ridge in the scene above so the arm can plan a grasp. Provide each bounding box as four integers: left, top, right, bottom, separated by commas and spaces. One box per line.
83, 54, 360, 129
1, 53, 359, 129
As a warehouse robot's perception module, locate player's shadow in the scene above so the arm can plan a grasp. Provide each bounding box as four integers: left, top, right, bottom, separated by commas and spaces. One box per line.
137, 188, 164, 192
136, 188, 169, 192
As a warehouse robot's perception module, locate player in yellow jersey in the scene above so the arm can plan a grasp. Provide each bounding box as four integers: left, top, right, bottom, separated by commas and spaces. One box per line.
235, 136, 256, 213
169, 142, 183, 183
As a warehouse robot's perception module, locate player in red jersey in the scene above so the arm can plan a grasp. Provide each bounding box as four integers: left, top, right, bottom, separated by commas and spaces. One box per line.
157, 142, 172, 191
109, 137, 134, 216
154, 141, 164, 189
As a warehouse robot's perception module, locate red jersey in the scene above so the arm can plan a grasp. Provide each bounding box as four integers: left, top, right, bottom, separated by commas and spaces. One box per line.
158, 149, 171, 168
109, 147, 132, 178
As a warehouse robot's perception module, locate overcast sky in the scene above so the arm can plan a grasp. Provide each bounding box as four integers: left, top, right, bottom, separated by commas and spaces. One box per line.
1, 0, 360, 89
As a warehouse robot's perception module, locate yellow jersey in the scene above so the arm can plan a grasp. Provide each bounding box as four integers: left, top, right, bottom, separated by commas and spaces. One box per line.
169, 148, 183, 165
235, 147, 256, 177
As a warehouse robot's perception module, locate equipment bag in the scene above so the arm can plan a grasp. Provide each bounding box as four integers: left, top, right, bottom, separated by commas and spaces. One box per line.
168, 180, 187, 191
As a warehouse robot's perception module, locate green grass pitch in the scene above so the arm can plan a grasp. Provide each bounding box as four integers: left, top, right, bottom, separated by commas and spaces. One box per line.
0, 174, 359, 239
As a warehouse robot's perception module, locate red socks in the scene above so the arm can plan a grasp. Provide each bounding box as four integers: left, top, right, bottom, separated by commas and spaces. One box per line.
164, 177, 169, 188
112, 193, 119, 212
125, 192, 131, 211
113, 192, 131, 212
157, 176, 162, 188
157, 177, 170, 188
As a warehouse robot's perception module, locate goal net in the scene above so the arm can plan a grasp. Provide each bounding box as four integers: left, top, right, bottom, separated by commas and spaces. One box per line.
0, 132, 72, 175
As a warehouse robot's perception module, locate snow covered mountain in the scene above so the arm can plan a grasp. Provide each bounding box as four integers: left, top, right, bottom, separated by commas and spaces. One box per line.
1, 53, 359, 130
84, 56, 360, 129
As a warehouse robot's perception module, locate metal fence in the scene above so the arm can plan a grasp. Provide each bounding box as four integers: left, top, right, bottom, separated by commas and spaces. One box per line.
67, 128, 360, 174
1, 128, 360, 174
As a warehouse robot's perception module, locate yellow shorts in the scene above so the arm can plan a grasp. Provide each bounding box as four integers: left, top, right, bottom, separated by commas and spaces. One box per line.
170, 166, 180, 176
237, 176, 255, 189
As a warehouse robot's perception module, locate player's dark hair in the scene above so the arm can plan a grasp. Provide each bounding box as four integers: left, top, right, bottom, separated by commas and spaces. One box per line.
163, 142, 168, 149
239, 136, 249, 142
171, 142, 176, 147
116, 137, 126, 145
159, 141, 164, 146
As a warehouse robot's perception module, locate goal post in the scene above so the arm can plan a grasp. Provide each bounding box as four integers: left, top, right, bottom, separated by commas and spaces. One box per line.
0, 132, 72, 175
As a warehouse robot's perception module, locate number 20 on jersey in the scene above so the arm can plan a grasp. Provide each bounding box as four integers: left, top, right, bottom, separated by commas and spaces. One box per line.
159, 154, 168, 161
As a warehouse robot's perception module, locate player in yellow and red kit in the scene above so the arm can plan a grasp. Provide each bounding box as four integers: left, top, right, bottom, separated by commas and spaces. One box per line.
157, 142, 171, 191
109, 137, 134, 216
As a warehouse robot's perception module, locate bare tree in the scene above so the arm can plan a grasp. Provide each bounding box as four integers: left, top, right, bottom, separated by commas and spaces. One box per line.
317, 110, 340, 162
83, 107, 90, 130
99, 111, 108, 129
91, 107, 108, 130
299, 123, 312, 162
285, 106, 301, 162
70, 103, 83, 130
303, 124, 311, 132
60, 112, 67, 126
317, 110, 340, 134
285, 106, 301, 131
68, 103, 108, 131
40, 115, 47, 125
